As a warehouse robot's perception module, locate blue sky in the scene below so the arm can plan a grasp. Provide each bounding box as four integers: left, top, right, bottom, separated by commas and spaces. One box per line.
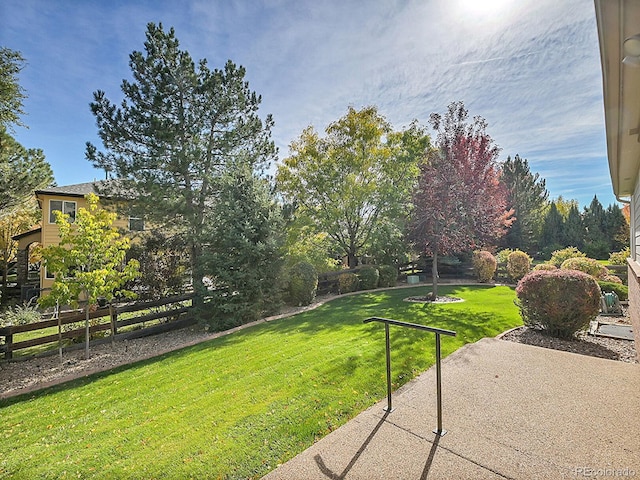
1, 0, 616, 208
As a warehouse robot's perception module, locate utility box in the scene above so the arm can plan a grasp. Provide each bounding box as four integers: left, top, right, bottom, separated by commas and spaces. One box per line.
407, 275, 420, 284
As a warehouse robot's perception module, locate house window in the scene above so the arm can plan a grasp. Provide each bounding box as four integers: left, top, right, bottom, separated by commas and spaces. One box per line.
49, 200, 77, 223
129, 217, 145, 232
45, 267, 55, 279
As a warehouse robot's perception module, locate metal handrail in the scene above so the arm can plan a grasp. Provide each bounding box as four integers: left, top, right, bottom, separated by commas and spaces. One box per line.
363, 316, 456, 436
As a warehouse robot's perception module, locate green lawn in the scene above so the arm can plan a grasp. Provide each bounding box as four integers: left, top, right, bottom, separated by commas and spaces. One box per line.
0, 285, 520, 479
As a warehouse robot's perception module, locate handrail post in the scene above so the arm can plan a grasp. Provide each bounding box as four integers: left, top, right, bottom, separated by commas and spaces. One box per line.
433, 332, 446, 436
364, 317, 455, 437
384, 322, 393, 412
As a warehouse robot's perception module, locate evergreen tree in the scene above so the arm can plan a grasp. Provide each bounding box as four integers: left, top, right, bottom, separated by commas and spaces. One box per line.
604, 203, 629, 252
86, 23, 277, 310
501, 154, 548, 252
0, 131, 53, 213
201, 165, 283, 328
582, 196, 608, 259
540, 202, 564, 256
563, 204, 584, 249
0, 47, 26, 132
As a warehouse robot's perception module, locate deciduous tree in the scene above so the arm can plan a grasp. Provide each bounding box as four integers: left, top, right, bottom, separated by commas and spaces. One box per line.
277, 107, 427, 268
408, 101, 512, 299
39, 194, 140, 358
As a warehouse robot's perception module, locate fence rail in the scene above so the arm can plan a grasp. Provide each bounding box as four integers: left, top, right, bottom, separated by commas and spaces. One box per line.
0, 293, 194, 360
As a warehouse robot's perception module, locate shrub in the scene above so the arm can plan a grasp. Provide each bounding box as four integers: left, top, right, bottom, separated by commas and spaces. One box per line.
583, 240, 610, 260
377, 265, 398, 288
533, 263, 557, 271
357, 266, 379, 290
0, 303, 41, 327
338, 272, 359, 294
515, 269, 601, 338
472, 250, 497, 283
560, 257, 608, 279
496, 249, 514, 265
598, 280, 628, 300
548, 247, 585, 267
506, 250, 531, 282
601, 274, 623, 285
609, 248, 630, 266
287, 261, 318, 306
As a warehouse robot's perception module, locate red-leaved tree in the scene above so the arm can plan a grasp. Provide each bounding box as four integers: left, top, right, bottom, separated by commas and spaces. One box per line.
409, 101, 513, 299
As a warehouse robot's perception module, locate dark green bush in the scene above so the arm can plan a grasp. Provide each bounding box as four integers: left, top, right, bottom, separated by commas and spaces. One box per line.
357, 266, 379, 290
515, 269, 601, 338
287, 261, 318, 306
338, 272, 359, 294
377, 265, 398, 287
597, 281, 628, 300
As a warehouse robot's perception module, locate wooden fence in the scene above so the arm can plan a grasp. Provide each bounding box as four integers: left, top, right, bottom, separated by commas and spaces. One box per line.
0, 293, 194, 360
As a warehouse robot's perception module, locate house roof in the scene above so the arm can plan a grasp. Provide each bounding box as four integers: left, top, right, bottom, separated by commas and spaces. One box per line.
12, 227, 41, 241
594, 0, 640, 200
35, 181, 105, 198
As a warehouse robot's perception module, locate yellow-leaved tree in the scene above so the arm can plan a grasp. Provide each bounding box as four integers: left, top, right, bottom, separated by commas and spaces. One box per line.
39, 193, 140, 358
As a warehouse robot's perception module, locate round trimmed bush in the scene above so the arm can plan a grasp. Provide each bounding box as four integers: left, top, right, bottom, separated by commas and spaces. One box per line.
472, 250, 497, 283
357, 266, 379, 290
548, 247, 585, 267
506, 250, 531, 282
377, 265, 398, 287
609, 248, 630, 266
287, 261, 318, 306
560, 257, 608, 279
338, 272, 359, 294
533, 263, 557, 271
515, 269, 601, 338
597, 280, 628, 300
601, 274, 623, 285
496, 249, 514, 265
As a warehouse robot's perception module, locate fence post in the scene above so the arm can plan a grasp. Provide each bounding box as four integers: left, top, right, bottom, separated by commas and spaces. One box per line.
109, 304, 117, 345
5, 333, 12, 360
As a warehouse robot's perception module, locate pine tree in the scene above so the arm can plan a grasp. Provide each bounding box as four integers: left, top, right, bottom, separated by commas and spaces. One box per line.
540, 202, 564, 256
86, 23, 277, 309
201, 165, 283, 328
562, 204, 584, 249
501, 154, 548, 253
604, 204, 629, 252
582, 196, 608, 259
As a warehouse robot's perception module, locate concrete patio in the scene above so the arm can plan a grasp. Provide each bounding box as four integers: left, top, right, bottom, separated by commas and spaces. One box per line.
264, 338, 640, 479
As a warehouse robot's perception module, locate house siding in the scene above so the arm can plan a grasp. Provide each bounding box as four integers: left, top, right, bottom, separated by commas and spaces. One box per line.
38, 193, 129, 292
634, 181, 640, 263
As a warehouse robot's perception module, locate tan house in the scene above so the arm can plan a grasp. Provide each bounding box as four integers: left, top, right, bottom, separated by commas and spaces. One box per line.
14, 181, 143, 298
595, 0, 640, 355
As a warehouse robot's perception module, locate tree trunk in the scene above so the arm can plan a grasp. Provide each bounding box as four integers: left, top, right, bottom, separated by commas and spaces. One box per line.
347, 252, 358, 269
431, 250, 439, 300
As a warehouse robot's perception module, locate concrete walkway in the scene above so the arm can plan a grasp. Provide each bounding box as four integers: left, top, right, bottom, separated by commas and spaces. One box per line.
264, 338, 640, 480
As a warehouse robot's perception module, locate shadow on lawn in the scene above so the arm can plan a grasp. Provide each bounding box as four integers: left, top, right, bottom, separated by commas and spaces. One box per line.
0, 286, 514, 407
